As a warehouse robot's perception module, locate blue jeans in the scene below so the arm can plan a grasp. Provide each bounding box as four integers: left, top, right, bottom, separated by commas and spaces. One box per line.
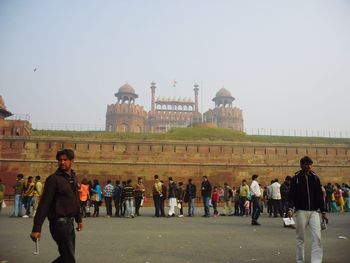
188, 198, 196, 216
153, 195, 161, 217
12, 194, 23, 216
23, 196, 33, 215
125, 198, 135, 217
202, 196, 210, 216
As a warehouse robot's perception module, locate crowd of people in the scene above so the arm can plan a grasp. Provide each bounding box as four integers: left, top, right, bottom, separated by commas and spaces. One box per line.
1, 173, 349, 219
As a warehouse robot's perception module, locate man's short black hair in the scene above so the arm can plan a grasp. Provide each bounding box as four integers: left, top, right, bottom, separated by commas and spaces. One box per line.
300, 156, 313, 165
154, 174, 159, 179
56, 149, 75, 160
252, 174, 259, 180
35, 175, 41, 180
107, 179, 111, 184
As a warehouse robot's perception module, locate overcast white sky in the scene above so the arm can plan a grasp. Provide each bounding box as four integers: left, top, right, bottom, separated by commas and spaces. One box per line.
1, 0, 349, 132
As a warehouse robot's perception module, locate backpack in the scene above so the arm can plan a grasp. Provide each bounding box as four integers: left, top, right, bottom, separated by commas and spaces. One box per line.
113, 185, 121, 199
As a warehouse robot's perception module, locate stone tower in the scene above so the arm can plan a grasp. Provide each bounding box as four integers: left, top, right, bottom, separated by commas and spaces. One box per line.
0, 96, 12, 119
203, 88, 244, 131
105, 83, 147, 132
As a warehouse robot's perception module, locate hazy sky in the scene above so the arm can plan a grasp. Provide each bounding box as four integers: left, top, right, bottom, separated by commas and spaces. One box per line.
1, 0, 350, 132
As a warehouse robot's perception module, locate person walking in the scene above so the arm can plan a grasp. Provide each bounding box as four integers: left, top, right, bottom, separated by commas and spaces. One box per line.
160, 180, 167, 217
22, 176, 35, 218
288, 156, 328, 263
12, 173, 24, 217
113, 180, 122, 217
0, 178, 5, 214
104, 179, 114, 218
78, 178, 89, 218
91, 179, 102, 217
222, 183, 233, 216
186, 179, 196, 216
239, 180, 249, 216
134, 177, 145, 216
152, 175, 162, 217
280, 176, 292, 217
270, 179, 284, 217
250, 174, 261, 225
167, 177, 177, 217
123, 179, 135, 218
177, 182, 185, 217
211, 186, 220, 217
30, 149, 82, 263
201, 176, 212, 217
32, 176, 43, 217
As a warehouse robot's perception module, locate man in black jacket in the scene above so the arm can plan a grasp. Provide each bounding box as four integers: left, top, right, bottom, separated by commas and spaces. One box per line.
30, 149, 82, 263
201, 176, 212, 217
288, 156, 328, 263
186, 179, 197, 216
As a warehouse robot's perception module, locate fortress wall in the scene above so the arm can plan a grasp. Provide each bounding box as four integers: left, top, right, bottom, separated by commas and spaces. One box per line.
1, 137, 349, 196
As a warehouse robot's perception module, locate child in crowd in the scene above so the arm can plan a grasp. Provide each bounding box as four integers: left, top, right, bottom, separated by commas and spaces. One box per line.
244, 199, 250, 216
211, 186, 219, 217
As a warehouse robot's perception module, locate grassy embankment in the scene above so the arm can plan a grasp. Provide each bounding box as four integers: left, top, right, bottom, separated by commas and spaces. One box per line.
31, 127, 350, 145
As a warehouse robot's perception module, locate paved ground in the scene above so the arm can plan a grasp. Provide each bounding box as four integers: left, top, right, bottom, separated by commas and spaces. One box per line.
0, 207, 349, 263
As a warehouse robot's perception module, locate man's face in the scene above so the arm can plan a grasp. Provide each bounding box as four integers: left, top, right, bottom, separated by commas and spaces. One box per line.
242, 181, 246, 186
139, 179, 143, 184
58, 154, 73, 171
300, 162, 311, 173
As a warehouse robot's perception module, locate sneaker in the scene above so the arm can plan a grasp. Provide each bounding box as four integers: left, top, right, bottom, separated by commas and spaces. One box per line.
178, 215, 184, 218
22, 215, 29, 218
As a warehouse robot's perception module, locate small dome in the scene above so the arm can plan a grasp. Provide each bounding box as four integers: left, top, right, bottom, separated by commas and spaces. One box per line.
216, 88, 232, 97
0, 96, 6, 110
118, 83, 135, 94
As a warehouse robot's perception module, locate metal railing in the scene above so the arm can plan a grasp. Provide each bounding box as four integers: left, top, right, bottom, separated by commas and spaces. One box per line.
245, 128, 349, 138
6, 114, 30, 121
29, 123, 350, 138
32, 123, 105, 131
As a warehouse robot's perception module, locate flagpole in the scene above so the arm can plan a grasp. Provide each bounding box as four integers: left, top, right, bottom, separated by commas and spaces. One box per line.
201, 80, 203, 122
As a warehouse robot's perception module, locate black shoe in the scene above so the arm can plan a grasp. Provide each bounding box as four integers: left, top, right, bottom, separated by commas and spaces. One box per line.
252, 222, 261, 226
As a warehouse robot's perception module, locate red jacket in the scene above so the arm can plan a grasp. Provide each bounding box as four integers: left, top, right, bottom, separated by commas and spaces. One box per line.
212, 191, 219, 202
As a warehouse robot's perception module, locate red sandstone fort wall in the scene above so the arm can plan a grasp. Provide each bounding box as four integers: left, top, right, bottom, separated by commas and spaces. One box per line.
1, 137, 349, 197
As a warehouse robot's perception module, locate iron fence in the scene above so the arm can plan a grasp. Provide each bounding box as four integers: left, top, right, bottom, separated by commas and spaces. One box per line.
29, 122, 350, 138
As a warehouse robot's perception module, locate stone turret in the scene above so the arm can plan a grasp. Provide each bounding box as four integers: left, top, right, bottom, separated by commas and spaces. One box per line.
106, 83, 147, 132
203, 87, 244, 131
0, 96, 12, 119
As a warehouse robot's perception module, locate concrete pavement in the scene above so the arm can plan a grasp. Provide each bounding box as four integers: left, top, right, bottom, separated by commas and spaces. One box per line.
0, 207, 349, 263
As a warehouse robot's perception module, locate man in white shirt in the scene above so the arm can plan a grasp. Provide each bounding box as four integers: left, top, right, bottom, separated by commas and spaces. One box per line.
250, 174, 261, 225
270, 179, 283, 217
